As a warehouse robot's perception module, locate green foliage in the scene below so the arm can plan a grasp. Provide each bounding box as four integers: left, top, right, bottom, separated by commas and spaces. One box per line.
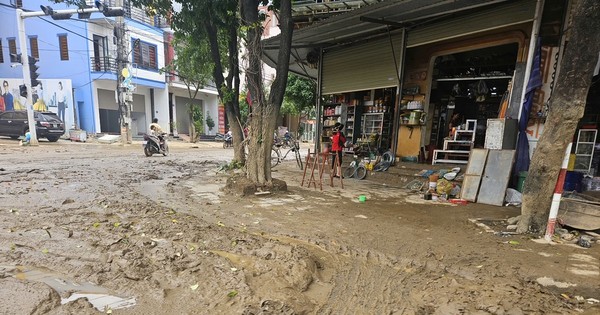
163, 35, 213, 91
206, 111, 215, 130
282, 74, 316, 118
189, 103, 204, 138
239, 91, 250, 126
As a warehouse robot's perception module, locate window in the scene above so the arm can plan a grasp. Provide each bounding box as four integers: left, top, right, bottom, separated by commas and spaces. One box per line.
8, 38, 17, 62
29, 36, 39, 59
16, 0, 22, 8
0, 40, 4, 63
58, 34, 69, 61
132, 39, 158, 70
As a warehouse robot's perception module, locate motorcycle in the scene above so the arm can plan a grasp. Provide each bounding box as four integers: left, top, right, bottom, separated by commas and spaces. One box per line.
223, 134, 233, 148
143, 133, 169, 156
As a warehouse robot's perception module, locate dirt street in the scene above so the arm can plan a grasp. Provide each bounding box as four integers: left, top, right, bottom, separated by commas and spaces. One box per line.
0, 138, 599, 315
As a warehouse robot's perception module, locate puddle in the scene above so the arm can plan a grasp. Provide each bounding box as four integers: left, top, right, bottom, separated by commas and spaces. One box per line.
185, 182, 222, 204
2, 265, 136, 312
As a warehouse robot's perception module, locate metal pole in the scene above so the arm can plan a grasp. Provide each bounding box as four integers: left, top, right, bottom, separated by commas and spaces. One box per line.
390, 28, 407, 163
544, 142, 571, 242
115, 0, 131, 145
16, 9, 39, 146
516, 0, 545, 121
314, 48, 323, 152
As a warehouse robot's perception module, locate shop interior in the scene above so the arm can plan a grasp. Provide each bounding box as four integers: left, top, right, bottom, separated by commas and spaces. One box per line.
322, 87, 396, 155
428, 43, 519, 157
572, 74, 600, 190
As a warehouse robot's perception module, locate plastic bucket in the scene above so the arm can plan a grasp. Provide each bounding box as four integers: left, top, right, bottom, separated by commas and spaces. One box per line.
517, 171, 528, 192
563, 171, 583, 192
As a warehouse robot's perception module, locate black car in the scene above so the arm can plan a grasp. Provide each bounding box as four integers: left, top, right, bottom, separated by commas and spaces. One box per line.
0, 110, 65, 142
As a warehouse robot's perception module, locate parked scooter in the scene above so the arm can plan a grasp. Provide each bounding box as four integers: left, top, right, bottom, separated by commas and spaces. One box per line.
143, 133, 169, 156
223, 133, 233, 148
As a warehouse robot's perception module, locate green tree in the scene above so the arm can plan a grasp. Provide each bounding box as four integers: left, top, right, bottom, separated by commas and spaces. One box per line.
282, 74, 316, 137
163, 35, 212, 141
136, 0, 293, 187
205, 111, 215, 133
518, 0, 600, 234
190, 104, 204, 142
242, 0, 293, 185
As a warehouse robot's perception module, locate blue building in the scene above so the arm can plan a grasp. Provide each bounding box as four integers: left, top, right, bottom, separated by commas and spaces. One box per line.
0, 0, 219, 136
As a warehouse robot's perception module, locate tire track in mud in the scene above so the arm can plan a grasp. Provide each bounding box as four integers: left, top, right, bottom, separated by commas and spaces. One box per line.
0, 149, 591, 314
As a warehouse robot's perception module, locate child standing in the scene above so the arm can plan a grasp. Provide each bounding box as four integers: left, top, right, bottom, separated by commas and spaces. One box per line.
331, 122, 346, 178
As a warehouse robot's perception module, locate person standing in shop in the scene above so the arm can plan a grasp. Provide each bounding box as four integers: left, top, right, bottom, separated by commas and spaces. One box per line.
330, 122, 346, 178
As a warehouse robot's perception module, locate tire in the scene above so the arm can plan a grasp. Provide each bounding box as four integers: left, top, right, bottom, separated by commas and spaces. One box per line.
47, 136, 59, 142
381, 151, 394, 163
295, 150, 303, 170
343, 166, 356, 179
144, 146, 153, 157
271, 148, 281, 168
355, 166, 367, 180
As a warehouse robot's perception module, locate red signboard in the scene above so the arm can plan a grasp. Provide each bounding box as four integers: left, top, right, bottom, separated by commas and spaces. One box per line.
218, 104, 225, 133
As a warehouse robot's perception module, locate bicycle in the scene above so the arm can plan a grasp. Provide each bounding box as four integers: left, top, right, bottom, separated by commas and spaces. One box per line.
343, 155, 368, 180
271, 138, 303, 170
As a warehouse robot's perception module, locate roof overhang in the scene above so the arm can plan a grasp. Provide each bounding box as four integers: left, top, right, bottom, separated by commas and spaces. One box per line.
263, 0, 512, 79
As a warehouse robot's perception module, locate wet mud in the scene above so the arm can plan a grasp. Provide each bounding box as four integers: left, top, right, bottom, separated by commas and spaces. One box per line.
0, 140, 599, 314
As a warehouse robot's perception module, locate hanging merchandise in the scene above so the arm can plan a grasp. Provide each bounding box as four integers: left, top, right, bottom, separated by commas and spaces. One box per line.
475, 80, 489, 102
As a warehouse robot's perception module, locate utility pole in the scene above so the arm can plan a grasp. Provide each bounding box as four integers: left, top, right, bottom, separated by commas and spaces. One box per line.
16, 9, 38, 146
115, 0, 132, 145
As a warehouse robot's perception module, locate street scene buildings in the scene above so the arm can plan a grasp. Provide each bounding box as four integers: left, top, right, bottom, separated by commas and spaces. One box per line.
0, 0, 219, 137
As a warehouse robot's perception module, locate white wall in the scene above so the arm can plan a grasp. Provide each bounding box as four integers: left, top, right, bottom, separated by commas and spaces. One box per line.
93, 80, 169, 134
87, 20, 165, 83
170, 84, 219, 135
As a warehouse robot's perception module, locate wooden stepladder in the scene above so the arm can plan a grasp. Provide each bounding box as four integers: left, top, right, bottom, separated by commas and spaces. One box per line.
301, 149, 322, 190
301, 149, 343, 189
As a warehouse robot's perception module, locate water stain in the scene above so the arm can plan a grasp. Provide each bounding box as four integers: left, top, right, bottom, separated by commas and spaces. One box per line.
2, 265, 136, 312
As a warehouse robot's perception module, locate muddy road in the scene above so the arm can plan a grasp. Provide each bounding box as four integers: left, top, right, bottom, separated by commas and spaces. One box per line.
0, 139, 599, 314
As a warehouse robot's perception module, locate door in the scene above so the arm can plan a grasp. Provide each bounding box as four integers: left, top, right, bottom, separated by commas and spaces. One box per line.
12, 111, 29, 135
0, 112, 14, 134
92, 35, 109, 71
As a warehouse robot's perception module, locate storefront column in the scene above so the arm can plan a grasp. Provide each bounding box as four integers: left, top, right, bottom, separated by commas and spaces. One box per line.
391, 28, 407, 162
315, 48, 324, 152
516, 0, 545, 122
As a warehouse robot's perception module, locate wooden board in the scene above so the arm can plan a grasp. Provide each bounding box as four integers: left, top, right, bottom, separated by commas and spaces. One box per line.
460, 149, 489, 202
558, 193, 600, 230
477, 150, 516, 206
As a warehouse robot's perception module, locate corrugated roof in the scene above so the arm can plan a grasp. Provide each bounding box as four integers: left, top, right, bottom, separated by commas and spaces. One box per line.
263, 0, 512, 79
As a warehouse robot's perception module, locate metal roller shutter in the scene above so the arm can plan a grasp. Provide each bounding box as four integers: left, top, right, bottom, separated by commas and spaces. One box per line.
323, 35, 403, 94
322, 0, 536, 94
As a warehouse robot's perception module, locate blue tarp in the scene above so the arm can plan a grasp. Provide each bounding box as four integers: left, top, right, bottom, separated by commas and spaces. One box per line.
514, 38, 542, 174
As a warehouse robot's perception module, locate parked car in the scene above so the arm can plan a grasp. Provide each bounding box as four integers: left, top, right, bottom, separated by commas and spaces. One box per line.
0, 110, 65, 142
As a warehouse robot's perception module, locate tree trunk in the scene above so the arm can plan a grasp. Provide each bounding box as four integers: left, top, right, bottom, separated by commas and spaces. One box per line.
517, 0, 600, 233
202, 6, 245, 163
242, 0, 293, 185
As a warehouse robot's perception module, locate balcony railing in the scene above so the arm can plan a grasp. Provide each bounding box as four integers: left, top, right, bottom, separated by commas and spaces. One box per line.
91, 56, 117, 73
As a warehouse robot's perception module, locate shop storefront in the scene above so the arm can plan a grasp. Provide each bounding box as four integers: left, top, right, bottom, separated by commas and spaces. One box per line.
262, 0, 568, 167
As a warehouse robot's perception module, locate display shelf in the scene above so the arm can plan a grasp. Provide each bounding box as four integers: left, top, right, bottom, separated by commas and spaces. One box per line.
574, 129, 597, 173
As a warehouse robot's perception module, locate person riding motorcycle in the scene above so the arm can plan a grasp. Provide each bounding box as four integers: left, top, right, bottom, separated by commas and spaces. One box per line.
149, 118, 166, 150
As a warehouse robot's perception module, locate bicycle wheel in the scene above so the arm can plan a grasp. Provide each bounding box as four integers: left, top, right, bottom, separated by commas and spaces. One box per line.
271, 148, 281, 168
295, 149, 303, 170
355, 166, 367, 180
343, 166, 356, 179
